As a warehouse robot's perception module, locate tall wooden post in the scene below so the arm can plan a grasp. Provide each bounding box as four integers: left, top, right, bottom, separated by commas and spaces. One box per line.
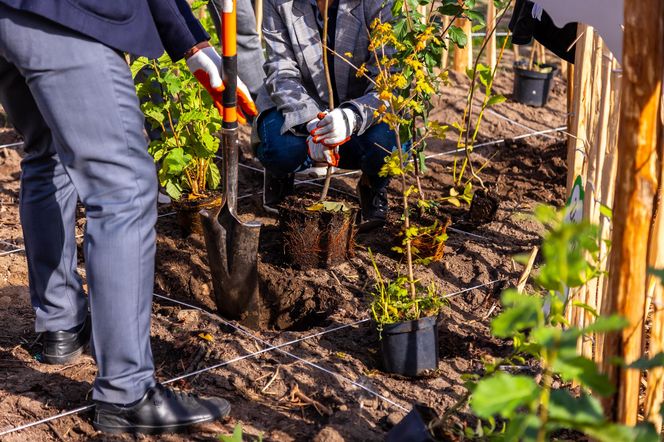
255, 0, 263, 40
485, 1, 497, 71
441, 16, 451, 69
452, 17, 472, 72
645, 160, 664, 431
600, 0, 664, 425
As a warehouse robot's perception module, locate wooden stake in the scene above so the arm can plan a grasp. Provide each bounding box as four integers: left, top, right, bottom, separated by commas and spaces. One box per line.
516, 247, 539, 294
485, 1, 497, 71
565, 26, 594, 332
452, 17, 472, 72
600, 0, 664, 424
594, 60, 622, 363
255, 0, 263, 41
644, 133, 664, 431
513, 44, 520, 64
441, 16, 450, 69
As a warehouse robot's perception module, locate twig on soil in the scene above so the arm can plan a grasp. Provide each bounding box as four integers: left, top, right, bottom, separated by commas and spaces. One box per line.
516, 247, 539, 294
47, 422, 67, 442
482, 302, 498, 320
289, 383, 333, 416
261, 365, 281, 394
329, 270, 343, 287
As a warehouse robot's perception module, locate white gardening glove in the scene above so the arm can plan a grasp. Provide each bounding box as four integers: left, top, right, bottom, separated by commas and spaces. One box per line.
307, 135, 340, 167
306, 116, 321, 134
311, 108, 357, 147
185, 44, 257, 124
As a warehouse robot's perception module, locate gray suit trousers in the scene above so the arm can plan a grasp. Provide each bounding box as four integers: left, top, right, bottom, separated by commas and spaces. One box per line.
0, 6, 157, 404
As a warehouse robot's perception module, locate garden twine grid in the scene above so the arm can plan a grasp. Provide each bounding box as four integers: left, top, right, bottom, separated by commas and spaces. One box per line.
0, 278, 505, 437
0, 123, 562, 435
0, 123, 566, 256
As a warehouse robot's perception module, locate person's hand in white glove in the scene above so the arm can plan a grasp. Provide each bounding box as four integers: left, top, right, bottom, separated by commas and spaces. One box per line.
307, 135, 340, 167
310, 108, 357, 147
185, 42, 258, 124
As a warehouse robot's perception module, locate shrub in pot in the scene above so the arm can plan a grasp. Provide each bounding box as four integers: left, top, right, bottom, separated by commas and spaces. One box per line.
132, 54, 223, 235
370, 257, 445, 376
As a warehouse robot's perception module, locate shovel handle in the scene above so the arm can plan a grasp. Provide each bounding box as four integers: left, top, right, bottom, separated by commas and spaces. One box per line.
221, 0, 238, 127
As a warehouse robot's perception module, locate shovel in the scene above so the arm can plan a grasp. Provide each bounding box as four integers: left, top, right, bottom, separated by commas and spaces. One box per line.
200, 0, 263, 328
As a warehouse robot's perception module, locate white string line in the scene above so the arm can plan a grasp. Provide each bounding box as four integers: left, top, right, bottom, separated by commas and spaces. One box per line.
486, 108, 558, 140
0, 141, 24, 149
0, 318, 368, 437
427, 126, 567, 161
0, 126, 566, 256
0, 405, 95, 437
0, 212, 177, 257
447, 227, 492, 242
0, 272, 509, 435
233, 160, 360, 200
152, 293, 409, 412
234, 126, 566, 202
153, 278, 508, 410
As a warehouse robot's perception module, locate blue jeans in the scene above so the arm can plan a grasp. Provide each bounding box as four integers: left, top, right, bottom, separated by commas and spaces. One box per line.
256, 108, 397, 189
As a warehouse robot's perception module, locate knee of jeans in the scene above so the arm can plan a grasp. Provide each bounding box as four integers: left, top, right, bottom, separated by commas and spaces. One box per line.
257, 140, 307, 176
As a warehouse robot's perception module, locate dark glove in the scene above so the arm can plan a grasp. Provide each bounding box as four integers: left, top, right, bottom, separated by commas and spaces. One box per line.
509, 0, 578, 64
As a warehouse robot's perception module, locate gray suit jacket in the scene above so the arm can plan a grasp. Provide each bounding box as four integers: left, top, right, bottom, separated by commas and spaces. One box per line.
262, 0, 391, 134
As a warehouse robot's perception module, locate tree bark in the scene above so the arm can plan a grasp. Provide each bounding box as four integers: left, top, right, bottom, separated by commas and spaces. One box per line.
600, 0, 663, 425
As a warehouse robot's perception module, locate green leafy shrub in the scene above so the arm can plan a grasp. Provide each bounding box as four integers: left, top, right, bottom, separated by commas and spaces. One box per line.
131, 54, 222, 201
464, 207, 664, 442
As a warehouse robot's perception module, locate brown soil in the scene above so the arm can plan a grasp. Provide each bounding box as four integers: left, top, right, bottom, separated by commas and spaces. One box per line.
0, 47, 570, 441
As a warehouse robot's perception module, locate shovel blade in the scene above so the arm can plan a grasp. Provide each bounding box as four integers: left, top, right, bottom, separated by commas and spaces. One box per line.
200, 206, 263, 328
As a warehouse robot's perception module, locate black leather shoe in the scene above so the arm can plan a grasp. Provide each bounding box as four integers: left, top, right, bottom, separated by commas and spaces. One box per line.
41, 314, 91, 365
357, 176, 388, 232
263, 170, 294, 214
93, 384, 231, 434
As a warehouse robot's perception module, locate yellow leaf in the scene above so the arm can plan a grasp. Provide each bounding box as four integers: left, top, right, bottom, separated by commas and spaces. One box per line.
198, 332, 214, 342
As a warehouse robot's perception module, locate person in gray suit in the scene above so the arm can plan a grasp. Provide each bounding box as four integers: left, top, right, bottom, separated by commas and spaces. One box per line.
257, 0, 398, 230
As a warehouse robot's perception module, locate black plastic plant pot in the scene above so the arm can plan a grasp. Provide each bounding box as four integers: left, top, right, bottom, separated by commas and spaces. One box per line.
380, 315, 439, 376
512, 63, 557, 107
385, 404, 438, 442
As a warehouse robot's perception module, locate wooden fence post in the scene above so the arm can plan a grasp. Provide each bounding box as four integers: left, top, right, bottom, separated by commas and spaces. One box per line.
485, 1, 497, 71
599, 0, 664, 424
452, 17, 472, 72
645, 157, 664, 431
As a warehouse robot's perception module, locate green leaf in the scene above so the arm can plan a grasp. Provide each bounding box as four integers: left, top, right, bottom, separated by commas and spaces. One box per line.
582, 423, 659, 442
464, 9, 485, 26
599, 203, 613, 220
470, 372, 540, 419
548, 390, 605, 426
502, 414, 540, 442
572, 301, 599, 318
583, 315, 629, 334
627, 352, 664, 370
448, 25, 468, 48
162, 148, 189, 176
491, 290, 542, 338
164, 181, 182, 201
649, 267, 664, 285
207, 162, 221, 191
553, 356, 615, 396
486, 94, 507, 107
219, 423, 243, 442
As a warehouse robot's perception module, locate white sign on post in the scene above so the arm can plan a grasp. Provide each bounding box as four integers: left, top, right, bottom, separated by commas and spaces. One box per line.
535, 0, 624, 63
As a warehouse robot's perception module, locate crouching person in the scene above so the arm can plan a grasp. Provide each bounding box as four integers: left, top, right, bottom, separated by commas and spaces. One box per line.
256, 0, 396, 231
